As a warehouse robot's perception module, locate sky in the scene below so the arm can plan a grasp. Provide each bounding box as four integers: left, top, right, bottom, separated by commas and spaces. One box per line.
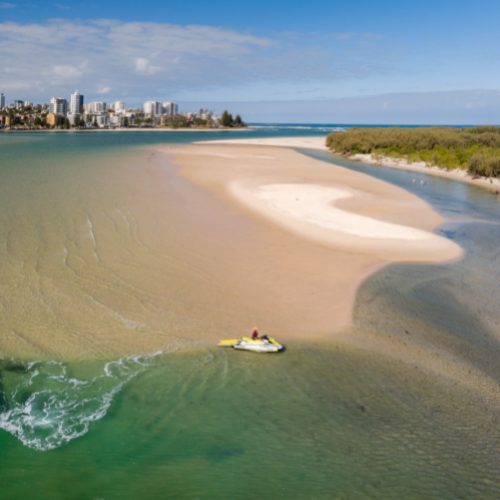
1, 0, 500, 123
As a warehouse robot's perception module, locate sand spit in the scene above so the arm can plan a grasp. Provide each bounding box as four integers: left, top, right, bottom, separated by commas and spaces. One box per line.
196, 136, 329, 150
202, 136, 500, 192
165, 144, 461, 334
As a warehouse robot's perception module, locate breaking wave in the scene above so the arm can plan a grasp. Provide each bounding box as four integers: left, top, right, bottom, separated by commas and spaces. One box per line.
0, 353, 161, 451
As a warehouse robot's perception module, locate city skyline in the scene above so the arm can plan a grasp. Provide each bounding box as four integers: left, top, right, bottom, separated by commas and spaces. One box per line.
1, 1, 500, 123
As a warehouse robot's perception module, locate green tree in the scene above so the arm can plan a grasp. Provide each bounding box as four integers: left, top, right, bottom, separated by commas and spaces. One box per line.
234, 115, 243, 126
64, 118, 70, 129
123, 117, 129, 127
220, 110, 233, 127
93, 116, 98, 128
8, 109, 14, 129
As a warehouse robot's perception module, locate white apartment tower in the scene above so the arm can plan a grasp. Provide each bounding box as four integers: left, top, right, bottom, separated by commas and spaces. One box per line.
85, 102, 107, 113
70, 90, 84, 114
50, 97, 68, 115
162, 102, 178, 115
0, 94, 5, 108
143, 101, 163, 116
111, 101, 126, 111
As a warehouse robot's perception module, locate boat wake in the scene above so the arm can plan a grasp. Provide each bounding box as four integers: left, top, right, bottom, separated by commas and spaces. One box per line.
0, 353, 161, 451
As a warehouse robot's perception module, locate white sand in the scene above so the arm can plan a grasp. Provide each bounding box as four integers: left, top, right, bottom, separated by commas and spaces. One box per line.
196, 136, 329, 150
253, 184, 431, 241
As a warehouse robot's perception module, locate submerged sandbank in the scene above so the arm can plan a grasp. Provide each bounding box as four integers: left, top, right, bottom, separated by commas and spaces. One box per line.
0, 139, 460, 360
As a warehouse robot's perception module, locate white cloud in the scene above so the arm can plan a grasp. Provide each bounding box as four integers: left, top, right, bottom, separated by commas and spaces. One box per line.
96, 85, 111, 94
0, 2, 15, 7
0, 19, 397, 103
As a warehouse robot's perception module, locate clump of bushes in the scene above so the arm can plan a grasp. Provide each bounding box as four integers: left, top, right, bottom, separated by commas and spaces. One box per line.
326, 126, 500, 177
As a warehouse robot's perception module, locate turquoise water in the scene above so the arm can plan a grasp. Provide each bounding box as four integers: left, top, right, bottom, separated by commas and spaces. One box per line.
1, 131, 500, 499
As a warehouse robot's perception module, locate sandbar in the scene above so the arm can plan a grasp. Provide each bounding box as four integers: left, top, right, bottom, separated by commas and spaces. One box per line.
164, 144, 461, 337
201, 136, 500, 191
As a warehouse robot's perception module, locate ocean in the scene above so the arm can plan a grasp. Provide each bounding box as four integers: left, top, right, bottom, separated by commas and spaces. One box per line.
0, 128, 499, 499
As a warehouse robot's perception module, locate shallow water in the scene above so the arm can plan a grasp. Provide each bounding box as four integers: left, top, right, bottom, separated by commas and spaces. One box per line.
1, 132, 500, 498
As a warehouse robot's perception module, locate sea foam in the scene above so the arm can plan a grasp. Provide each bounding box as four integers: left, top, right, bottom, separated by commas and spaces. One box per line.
0, 353, 161, 451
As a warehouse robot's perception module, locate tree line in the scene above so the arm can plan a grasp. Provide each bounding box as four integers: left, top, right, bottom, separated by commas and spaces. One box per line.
326, 126, 500, 177
220, 110, 245, 128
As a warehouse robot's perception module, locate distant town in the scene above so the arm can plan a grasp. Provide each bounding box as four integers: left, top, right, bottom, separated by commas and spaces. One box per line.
0, 91, 246, 130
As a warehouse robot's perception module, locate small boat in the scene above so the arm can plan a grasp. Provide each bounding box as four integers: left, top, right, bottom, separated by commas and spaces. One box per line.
218, 336, 284, 353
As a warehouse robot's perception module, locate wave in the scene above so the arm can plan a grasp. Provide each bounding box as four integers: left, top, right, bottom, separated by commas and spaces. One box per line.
0, 353, 161, 451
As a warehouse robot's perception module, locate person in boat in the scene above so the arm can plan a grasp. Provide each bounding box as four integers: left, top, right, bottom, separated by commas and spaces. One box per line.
251, 327, 259, 340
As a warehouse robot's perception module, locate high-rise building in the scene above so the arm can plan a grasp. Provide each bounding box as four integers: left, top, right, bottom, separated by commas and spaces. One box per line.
0, 94, 5, 108
85, 102, 107, 113
162, 102, 178, 115
50, 97, 68, 115
14, 100, 24, 109
70, 90, 84, 114
111, 101, 126, 111
24, 101, 33, 108
143, 101, 163, 116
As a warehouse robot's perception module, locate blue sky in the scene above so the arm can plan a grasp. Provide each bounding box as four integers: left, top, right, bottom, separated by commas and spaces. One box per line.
1, 0, 499, 122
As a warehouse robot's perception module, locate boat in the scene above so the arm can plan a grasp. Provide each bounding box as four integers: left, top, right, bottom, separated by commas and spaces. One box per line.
218, 336, 284, 353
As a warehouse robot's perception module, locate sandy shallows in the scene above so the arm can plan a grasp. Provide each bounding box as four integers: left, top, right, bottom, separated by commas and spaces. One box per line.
163, 144, 461, 337
0, 141, 459, 360
195, 136, 330, 150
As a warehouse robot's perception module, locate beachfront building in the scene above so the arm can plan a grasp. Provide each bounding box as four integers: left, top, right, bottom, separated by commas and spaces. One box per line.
50, 97, 68, 115
0, 94, 5, 108
70, 91, 84, 114
95, 115, 110, 128
85, 102, 107, 113
162, 102, 178, 115
144, 101, 163, 116
111, 101, 126, 111
109, 113, 134, 126
67, 113, 82, 126
46, 113, 63, 127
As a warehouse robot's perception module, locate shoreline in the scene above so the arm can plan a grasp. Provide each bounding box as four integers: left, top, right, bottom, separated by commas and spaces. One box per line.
201, 136, 500, 192
346, 152, 500, 191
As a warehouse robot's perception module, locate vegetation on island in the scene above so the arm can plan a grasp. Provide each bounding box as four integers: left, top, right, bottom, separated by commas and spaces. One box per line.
326, 126, 500, 178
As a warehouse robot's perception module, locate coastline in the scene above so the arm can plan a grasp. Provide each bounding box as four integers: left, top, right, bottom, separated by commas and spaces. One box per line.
201, 136, 500, 191
347, 152, 500, 191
